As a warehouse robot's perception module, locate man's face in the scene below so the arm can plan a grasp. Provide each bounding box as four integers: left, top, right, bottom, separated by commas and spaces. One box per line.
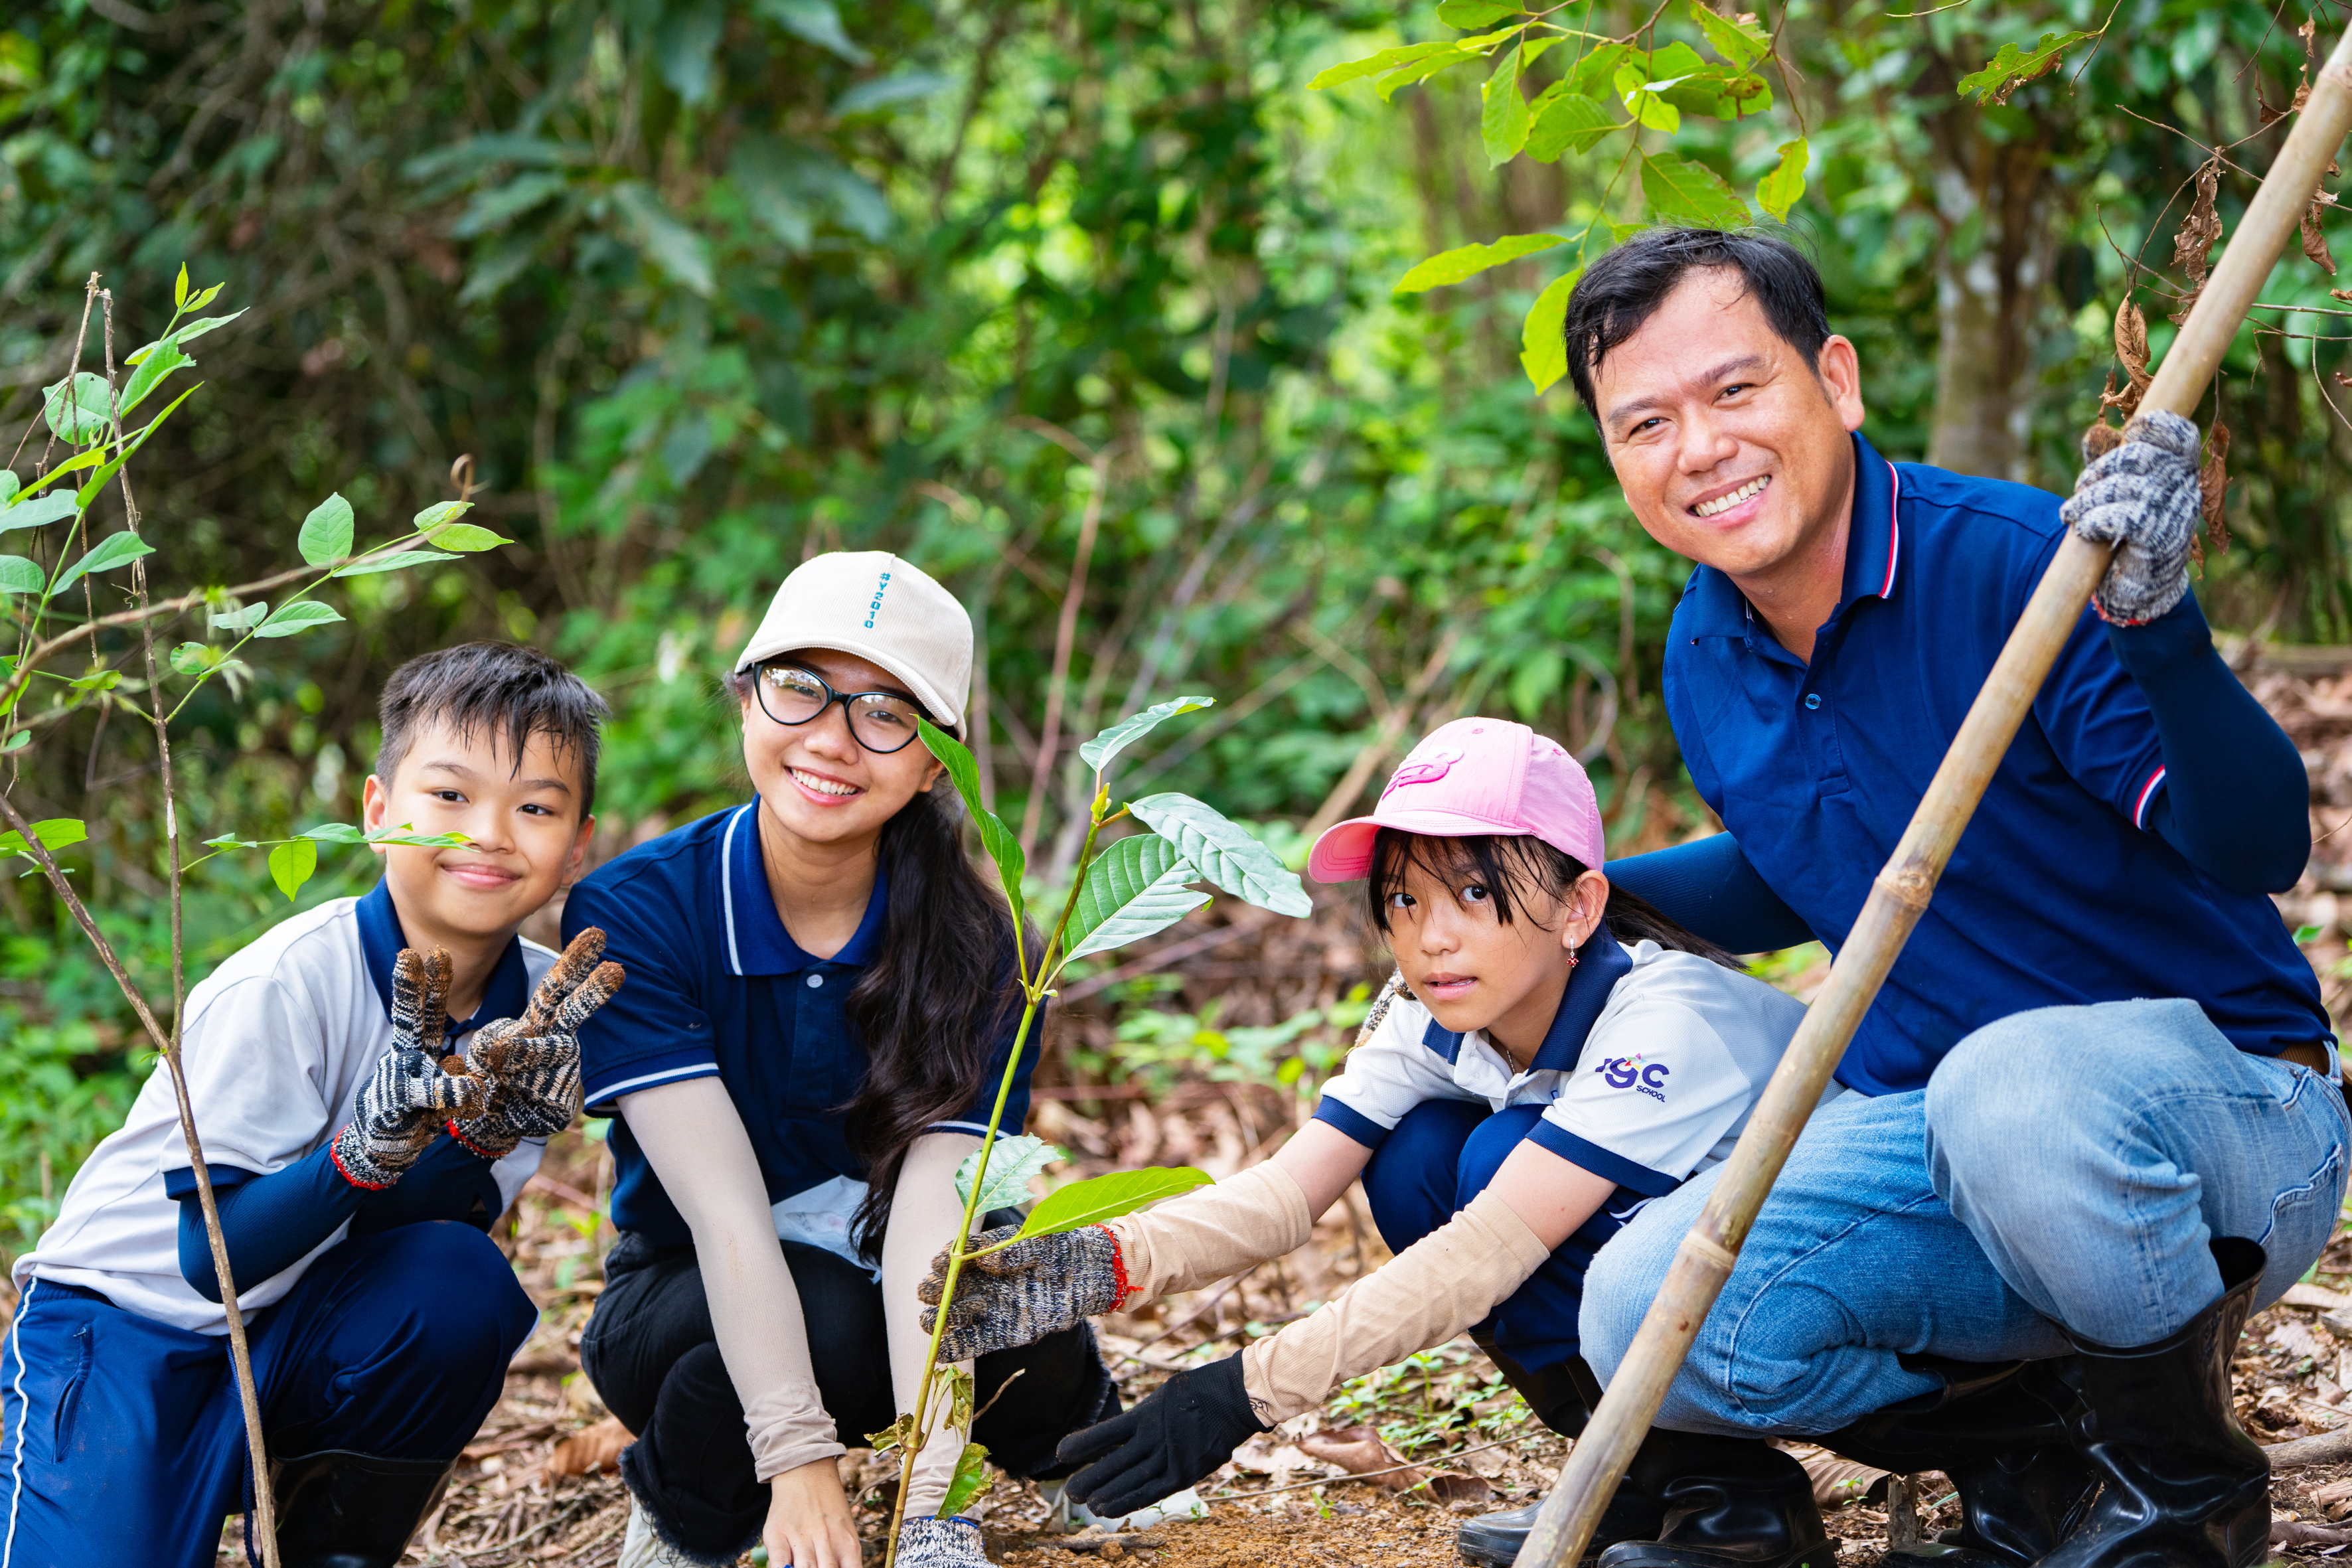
363, 718, 593, 945
1591, 269, 1865, 584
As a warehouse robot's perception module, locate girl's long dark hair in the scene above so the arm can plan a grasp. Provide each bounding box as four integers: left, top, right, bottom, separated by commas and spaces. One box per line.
840, 777, 1028, 1258
1367, 828, 1739, 969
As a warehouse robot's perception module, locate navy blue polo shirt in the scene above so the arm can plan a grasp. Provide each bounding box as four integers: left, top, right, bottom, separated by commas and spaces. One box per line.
1664, 432, 2331, 1095
564, 803, 1038, 1247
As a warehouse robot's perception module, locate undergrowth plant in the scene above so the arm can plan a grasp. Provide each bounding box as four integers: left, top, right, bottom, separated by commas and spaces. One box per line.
871, 697, 1314, 1562
3, 271, 514, 1568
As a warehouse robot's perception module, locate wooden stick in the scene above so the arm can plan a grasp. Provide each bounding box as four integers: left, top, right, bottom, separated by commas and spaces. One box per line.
1520, 30, 2352, 1568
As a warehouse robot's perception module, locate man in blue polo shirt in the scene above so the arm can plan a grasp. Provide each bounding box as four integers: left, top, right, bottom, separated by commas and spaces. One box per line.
1551, 230, 2340, 1568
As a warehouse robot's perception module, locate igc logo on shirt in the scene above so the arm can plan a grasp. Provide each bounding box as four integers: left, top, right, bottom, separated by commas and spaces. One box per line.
1597, 1054, 1670, 1103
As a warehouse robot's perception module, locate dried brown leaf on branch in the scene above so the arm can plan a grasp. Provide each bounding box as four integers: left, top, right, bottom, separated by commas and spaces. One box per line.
2306, 199, 2339, 277
548, 1415, 630, 1477
2081, 411, 2124, 461
2103, 300, 2153, 419
2175, 159, 2223, 288
2199, 422, 2233, 558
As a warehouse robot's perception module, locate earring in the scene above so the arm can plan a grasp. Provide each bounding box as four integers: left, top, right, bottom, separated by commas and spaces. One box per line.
1567, 942, 1580, 972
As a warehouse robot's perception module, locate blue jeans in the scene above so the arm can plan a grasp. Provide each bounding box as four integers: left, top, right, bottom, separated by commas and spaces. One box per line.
1, 1222, 536, 1568
1363, 1100, 1642, 1373
1579, 1000, 2350, 1435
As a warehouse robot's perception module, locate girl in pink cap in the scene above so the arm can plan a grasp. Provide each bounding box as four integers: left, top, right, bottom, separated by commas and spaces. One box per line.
921, 718, 1838, 1568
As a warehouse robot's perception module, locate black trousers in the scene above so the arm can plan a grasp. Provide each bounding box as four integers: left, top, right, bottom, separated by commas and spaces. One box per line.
582, 1226, 1118, 1559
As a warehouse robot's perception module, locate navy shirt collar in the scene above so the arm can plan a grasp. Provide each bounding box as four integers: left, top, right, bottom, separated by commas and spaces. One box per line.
1680, 431, 1902, 641
1418, 935, 1634, 1071
720, 801, 889, 977
356, 876, 532, 1036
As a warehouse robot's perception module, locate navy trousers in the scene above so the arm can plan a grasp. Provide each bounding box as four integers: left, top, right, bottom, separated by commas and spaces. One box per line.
1, 1221, 536, 1568
1360, 1100, 1642, 1374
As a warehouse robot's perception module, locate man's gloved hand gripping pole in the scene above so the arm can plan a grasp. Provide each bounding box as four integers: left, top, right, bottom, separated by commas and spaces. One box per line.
1516, 32, 2352, 1568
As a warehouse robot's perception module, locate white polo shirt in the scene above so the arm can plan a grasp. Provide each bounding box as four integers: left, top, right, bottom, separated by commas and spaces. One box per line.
1314, 937, 1828, 1198
17, 880, 550, 1334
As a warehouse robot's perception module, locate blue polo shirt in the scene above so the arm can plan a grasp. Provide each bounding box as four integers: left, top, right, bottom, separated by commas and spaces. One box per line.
1664, 433, 2331, 1096
563, 803, 1038, 1248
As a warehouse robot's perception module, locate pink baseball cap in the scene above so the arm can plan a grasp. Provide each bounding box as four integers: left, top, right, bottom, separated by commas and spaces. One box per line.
1307, 718, 1605, 884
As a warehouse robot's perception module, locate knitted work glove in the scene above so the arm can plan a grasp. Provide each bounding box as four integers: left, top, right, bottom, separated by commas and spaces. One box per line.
1059, 1355, 1269, 1519
917, 1223, 1124, 1363
896, 1516, 990, 1568
331, 948, 485, 1190
2061, 409, 2201, 625
449, 928, 624, 1160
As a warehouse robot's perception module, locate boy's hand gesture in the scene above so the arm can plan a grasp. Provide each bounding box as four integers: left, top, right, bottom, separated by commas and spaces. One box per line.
331, 947, 485, 1190
448, 928, 624, 1160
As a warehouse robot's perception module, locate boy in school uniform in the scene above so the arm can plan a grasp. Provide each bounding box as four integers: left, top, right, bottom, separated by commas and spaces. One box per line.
5, 642, 623, 1568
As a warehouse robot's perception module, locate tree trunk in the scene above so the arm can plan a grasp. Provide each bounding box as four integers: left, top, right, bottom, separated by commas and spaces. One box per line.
1924, 126, 2058, 481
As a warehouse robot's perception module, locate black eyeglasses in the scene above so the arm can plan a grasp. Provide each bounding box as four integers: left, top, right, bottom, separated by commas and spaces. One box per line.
752, 663, 930, 754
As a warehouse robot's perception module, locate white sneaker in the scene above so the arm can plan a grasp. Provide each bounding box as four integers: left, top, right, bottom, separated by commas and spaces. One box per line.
618, 1500, 703, 1568
1037, 1482, 1208, 1533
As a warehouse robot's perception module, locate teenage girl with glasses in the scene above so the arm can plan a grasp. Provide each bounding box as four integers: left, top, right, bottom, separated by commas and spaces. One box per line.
565, 554, 1117, 1568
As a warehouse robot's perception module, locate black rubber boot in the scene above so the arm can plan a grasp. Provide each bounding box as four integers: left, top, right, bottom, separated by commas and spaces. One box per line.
2032, 1237, 2272, 1568
1595, 1430, 1837, 1568
1456, 1344, 1666, 1567
1816, 1357, 2097, 1567
270, 1449, 454, 1568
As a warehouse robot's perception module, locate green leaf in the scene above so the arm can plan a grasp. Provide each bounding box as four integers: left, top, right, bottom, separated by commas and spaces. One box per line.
1526, 92, 1619, 161
918, 718, 1027, 926
209, 601, 269, 632
427, 523, 511, 553
1957, 31, 2091, 106
755, 0, 873, 64
1127, 794, 1313, 917
1059, 834, 1210, 965
301, 822, 370, 844
254, 601, 347, 637
1077, 696, 1214, 773
939, 1442, 992, 1519
1, 492, 80, 532
611, 181, 715, 297
169, 642, 210, 674
1689, 1, 1770, 67
0, 470, 17, 503
1437, 0, 1522, 24
1013, 1166, 1216, 1241
955, 1134, 1065, 1214
72, 384, 199, 512
1656, 65, 1772, 120
1310, 40, 1469, 91
1569, 42, 1632, 98
866, 1413, 918, 1456
1395, 233, 1564, 293
1640, 150, 1749, 228
269, 837, 318, 902
0, 556, 42, 594
832, 71, 955, 118
53, 530, 154, 595
203, 833, 262, 850
1521, 266, 1585, 393
1480, 42, 1530, 166
333, 548, 460, 578
1614, 62, 1681, 133
175, 263, 189, 310
42, 373, 113, 446
413, 501, 472, 532
67, 669, 121, 692
119, 341, 190, 415
187, 283, 224, 311
1757, 138, 1809, 221
298, 493, 354, 566
0, 819, 86, 858
0, 733, 27, 754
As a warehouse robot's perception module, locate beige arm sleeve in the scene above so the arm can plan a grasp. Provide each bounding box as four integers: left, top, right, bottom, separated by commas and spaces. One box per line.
1237, 1188, 1552, 1425
1101, 1160, 1315, 1304
881, 1133, 984, 1519
619, 1078, 845, 1482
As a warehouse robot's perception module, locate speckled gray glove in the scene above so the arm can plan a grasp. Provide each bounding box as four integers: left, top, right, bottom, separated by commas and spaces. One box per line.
917, 1223, 1123, 1363
896, 1516, 990, 1568
2062, 408, 2201, 625
331, 948, 485, 1190
447, 927, 623, 1160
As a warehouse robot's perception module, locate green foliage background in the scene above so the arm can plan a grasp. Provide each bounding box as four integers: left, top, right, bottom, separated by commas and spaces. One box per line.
4, 0, 2350, 1247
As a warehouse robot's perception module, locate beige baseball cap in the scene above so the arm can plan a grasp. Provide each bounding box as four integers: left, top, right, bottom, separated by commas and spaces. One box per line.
734, 552, 973, 734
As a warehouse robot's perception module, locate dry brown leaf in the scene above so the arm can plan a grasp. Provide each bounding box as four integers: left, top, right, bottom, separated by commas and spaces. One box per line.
2310, 1476, 2352, 1507
2273, 1518, 2352, 1549
2081, 416, 2124, 461
547, 1415, 630, 1478
2271, 1319, 2334, 1362
2112, 301, 2152, 414
1423, 1471, 1493, 1504
2307, 200, 2339, 277
1801, 1454, 1889, 1510
2175, 159, 2223, 289
1297, 1425, 1421, 1490
2200, 421, 2232, 556
2284, 1283, 2351, 1311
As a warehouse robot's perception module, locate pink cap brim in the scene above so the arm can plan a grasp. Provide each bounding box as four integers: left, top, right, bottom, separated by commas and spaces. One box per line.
1306, 807, 1536, 884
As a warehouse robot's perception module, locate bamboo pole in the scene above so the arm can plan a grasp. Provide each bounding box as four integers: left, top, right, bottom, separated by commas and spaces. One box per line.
1520, 30, 2352, 1568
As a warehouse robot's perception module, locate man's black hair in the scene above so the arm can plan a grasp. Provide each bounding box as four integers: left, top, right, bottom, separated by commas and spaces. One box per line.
1563, 228, 1832, 422
376, 641, 609, 819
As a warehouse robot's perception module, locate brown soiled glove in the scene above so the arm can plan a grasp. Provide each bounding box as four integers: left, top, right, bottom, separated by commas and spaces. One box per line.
331, 948, 485, 1189
447, 928, 624, 1160
917, 1223, 1126, 1363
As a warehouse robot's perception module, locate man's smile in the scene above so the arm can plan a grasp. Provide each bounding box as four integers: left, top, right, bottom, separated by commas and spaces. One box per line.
1689, 474, 1771, 520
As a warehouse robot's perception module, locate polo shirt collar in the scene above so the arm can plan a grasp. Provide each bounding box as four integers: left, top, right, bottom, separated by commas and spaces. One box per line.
356, 876, 532, 1036
1677, 431, 1902, 639
720, 800, 890, 977
1529, 935, 1635, 1071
